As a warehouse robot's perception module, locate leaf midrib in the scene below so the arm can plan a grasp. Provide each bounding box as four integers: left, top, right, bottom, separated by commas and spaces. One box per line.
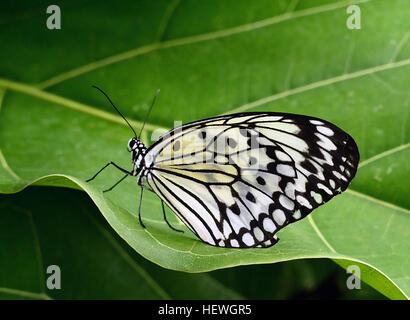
2, 57, 410, 137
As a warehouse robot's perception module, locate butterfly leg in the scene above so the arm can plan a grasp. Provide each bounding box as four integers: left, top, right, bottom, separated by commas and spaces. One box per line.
137, 181, 183, 233
138, 187, 146, 229
103, 174, 128, 193
161, 201, 184, 233
140, 184, 154, 193
86, 161, 133, 182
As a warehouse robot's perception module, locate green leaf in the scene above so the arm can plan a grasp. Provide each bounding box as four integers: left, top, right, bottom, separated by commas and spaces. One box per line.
0, 187, 383, 299
0, 187, 242, 299
0, 0, 409, 299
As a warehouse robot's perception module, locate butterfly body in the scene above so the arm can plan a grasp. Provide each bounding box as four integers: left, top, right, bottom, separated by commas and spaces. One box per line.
120, 112, 359, 249
127, 138, 147, 176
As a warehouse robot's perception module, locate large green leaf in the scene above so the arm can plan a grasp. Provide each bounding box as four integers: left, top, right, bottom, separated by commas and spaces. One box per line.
0, 187, 242, 299
0, 0, 409, 299
0, 187, 383, 299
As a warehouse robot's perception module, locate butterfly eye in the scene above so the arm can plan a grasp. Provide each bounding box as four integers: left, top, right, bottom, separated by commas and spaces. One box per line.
127, 138, 135, 152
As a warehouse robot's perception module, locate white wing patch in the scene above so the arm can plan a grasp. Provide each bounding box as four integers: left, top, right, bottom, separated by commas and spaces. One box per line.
143, 113, 359, 248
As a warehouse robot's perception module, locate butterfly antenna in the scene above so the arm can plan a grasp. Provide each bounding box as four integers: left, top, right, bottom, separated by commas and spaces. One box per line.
92, 85, 138, 137
138, 89, 160, 139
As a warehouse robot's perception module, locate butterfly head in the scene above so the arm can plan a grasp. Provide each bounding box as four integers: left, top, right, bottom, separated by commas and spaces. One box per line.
91, 85, 158, 176
128, 137, 146, 154
128, 138, 147, 171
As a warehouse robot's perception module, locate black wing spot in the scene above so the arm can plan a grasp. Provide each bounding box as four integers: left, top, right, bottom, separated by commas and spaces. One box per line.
267, 162, 276, 173
256, 176, 266, 185
230, 202, 241, 215
268, 203, 275, 215
231, 188, 239, 198
265, 146, 277, 160
246, 192, 256, 203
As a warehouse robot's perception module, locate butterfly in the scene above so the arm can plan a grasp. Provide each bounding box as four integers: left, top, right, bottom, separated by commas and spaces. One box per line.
87, 86, 360, 248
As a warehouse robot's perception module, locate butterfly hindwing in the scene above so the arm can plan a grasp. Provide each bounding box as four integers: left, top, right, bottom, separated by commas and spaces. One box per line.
143, 112, 359, 248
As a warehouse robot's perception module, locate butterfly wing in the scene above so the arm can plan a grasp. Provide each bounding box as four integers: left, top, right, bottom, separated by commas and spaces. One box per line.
143, 112, 359, 248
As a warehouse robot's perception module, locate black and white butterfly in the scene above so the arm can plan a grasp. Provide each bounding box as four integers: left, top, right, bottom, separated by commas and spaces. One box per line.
87, 87, 359, 248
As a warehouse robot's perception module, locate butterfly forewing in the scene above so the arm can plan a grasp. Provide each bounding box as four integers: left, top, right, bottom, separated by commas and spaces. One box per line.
144, 112, 359, 248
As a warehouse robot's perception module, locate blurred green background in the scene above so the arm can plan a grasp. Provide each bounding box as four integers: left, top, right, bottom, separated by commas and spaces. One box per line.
0, 0, 409, 299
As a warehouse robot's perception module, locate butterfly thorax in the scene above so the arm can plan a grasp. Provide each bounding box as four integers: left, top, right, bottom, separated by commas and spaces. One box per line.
127, 138, 147, 176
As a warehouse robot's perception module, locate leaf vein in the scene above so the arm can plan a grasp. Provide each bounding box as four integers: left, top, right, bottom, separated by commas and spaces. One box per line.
346, 189, 410, 215
358, 143, 410, 168
156, 0, 181, 42
0, 78, 163, 133
308, 215, 337, 253
37, 0, 374, 88
224, 58, 410, 114
390, 31, 410, 63
0, 287, 51, 300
